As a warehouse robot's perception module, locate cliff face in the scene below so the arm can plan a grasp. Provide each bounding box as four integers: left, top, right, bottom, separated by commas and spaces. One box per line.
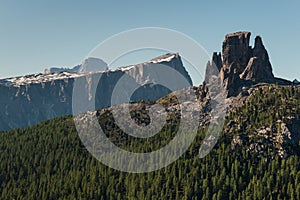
205, 31, 288, 96
0, 79, 74, 131
222, 32, 252, 75
0, 53, 192, 131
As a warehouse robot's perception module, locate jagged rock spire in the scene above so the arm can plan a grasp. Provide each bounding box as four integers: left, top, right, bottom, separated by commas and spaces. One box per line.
205, 31, 275, 96
212, 52, 222, 71
222, 31, 252, 74
240, 35, 274, 82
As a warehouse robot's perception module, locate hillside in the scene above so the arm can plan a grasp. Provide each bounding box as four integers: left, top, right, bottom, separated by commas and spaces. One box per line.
0, 84, 299, 199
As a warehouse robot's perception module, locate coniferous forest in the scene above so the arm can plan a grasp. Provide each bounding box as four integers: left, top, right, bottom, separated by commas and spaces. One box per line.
0, 85, 299, 199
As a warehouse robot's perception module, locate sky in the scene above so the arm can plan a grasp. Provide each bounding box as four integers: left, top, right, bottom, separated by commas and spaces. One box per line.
0, 0, 299, 83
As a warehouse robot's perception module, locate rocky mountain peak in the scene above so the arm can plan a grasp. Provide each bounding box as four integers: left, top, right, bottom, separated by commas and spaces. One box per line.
293, 79, 300, 84
242, 35, 274, 83
254, 35, 264, 49
149, 52, 179, 62
252, 36, 270, 62
44, 57, 108, 74
204, 52, 222, 83
79, 57, 108, 73
206, 31, 277, 96
212, 52, 222, 71
222, 31, 252, 74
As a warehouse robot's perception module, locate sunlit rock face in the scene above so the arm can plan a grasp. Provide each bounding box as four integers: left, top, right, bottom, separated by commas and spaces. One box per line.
204, 31, 290, 97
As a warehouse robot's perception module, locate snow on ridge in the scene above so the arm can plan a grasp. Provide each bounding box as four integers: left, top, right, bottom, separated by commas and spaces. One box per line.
111, 65, 136, 72
0, 53, 178, 87
113, 53, 177, 72
150, 54, 176, 64
0, 72, 83, 87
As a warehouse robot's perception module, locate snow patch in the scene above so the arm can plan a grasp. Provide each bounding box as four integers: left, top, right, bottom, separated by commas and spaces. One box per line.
150, 54, 176, 64
0, 72, 83, 87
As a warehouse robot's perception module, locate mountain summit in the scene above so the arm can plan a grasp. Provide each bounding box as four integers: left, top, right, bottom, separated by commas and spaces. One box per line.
79, 57, 108, 72
205, 31, 290, 96
44, 57, 108, 74
293, 79, 300, 84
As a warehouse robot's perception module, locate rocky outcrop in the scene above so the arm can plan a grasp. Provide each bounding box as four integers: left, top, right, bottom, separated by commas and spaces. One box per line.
205, 31, 278, 96
0, 53, 192, 132
231, 118, 300, 159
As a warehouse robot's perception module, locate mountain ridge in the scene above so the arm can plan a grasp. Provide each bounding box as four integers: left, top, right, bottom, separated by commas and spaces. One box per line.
0, 53, 192, 131
0, 31, 297, 132
0, 31, 299, 199
0, 82, 299, 199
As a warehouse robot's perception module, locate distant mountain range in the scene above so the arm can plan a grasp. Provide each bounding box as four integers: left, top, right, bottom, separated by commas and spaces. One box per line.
0, 31, 298, 132
0, 53, 191, 131
44, 57, 109, 74
0, 31, 299, 199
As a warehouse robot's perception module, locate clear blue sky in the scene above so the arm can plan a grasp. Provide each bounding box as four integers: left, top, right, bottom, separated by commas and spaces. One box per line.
0, 0, 299, 82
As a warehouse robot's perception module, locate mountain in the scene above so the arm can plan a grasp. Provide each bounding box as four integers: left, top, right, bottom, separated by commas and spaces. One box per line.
44, 57, 108, 74
0, 31, 295, 132
293, 79, 300, 84
205, 31, 291, 96
79, 57, 108, 72
44, 65, 81, 74
0, 53, 192, 131
0, 31, 299, 199
0, 82, 299, 199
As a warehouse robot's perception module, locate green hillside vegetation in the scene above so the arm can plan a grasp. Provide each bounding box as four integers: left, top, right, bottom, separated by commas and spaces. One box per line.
0, 85, 299, 199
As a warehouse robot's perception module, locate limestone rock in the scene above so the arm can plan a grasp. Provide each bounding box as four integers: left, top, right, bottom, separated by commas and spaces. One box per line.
242, 36, 274, 81
205, 31, 276, 96
0, 53, 192, 132
79, 57, 108, 72
212, 52, 222, 71
222, 31, 252, 74
240, 57, 262, 81
44, 57, 108, 74
204, 52, 222, 83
